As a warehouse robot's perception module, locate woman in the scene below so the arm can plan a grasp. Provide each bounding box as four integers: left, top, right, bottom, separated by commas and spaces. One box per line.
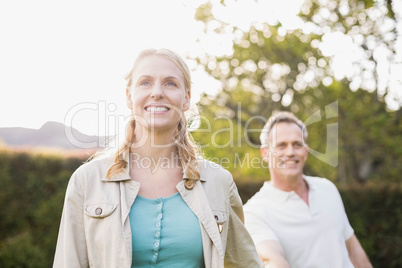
53, 48, 263, 268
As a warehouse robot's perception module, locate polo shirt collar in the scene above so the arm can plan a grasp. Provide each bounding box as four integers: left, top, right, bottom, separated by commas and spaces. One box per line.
303, 175, 317, 192
263, 175, 315, 203
262, 181, 291, 203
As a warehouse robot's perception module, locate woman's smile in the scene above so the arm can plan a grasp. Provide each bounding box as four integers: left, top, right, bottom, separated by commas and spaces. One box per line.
144, 104, 171, 113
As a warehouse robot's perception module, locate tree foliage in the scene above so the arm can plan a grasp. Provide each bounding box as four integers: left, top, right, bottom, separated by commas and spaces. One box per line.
191, 0, 402, 184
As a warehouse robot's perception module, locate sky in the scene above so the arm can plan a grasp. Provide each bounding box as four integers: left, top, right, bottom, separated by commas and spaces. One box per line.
0, 0, 400, 136
0, 0, 211, 136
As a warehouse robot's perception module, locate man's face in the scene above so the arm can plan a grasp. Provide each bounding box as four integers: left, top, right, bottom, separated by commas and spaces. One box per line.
261, 122, 308, 180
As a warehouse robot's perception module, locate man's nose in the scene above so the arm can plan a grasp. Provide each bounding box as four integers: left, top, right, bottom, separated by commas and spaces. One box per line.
285, 145, 295, 156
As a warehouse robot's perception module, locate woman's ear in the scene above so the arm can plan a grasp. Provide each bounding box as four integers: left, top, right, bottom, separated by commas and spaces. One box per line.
183, 90, 191, 112
126, 88, 133, 109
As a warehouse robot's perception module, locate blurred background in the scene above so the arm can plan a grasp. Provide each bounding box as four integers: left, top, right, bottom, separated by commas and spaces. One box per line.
0, 0, 401, 267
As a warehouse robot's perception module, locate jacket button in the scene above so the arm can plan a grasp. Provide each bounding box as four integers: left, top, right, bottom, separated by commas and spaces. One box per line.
185, 180, 194, 190
95, 208, 102, 215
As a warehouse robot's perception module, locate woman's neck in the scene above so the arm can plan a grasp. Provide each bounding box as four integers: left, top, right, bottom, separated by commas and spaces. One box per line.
130, 127, 177, 166
130, 145, 177, 160
133, 126, 177, 150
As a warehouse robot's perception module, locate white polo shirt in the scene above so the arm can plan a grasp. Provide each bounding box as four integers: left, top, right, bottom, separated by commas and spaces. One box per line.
244, 175, 354, 268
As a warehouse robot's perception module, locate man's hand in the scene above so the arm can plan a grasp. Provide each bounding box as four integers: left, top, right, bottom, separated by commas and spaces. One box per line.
257, 240, 290, 268
263, 259, 290, 268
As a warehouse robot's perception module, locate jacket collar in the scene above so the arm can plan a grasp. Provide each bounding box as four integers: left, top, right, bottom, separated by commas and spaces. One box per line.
102, 152, 208, 182
197, 159, 208, 182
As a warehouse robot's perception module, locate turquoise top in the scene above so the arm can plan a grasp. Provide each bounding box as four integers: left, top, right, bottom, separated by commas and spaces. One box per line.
129, 192, 205, 267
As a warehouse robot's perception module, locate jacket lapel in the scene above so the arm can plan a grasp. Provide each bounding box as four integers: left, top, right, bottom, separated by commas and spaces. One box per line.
101, 152, 140, 262
177, 180, 224, 260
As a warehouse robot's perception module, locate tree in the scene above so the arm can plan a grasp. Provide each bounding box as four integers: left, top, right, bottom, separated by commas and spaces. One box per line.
191, 0, 401, 183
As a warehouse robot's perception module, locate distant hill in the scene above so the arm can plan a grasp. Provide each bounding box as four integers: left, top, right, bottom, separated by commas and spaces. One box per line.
0, 121, 106, 150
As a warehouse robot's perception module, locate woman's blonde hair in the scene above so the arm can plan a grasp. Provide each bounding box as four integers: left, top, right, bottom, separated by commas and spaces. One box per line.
106, 48, 200, 187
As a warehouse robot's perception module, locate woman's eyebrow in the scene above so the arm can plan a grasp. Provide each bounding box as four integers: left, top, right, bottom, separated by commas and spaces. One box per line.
163, 76, 181, 81
136, 75, 153, 80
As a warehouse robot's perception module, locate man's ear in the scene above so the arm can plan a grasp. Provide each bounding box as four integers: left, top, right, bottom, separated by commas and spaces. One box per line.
126, 88, 133, 109
261, 146, 269, 163
303, 144, 309, 161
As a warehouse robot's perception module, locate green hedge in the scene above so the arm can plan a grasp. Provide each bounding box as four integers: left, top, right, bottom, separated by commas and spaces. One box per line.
339, 184, 402, 267
0, 150, 400, 267
0, 150, 84, 268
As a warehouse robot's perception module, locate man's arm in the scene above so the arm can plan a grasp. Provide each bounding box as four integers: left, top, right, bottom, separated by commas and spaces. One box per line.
346, 234, 373, 268
256, 240, 290, 268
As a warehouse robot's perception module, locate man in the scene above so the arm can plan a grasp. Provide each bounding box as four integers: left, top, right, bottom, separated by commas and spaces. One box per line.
244, 111, 372, 268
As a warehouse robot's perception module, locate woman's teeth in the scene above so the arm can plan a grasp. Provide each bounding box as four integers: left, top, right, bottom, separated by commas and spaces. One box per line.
146, 106, 169, 112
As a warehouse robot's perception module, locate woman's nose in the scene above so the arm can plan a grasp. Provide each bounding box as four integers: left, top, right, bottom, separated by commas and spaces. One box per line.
150, 85, 163, 99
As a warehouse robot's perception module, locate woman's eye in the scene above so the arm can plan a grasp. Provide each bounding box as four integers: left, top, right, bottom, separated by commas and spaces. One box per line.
166, 81, 177, 87
140, 81, 151, 86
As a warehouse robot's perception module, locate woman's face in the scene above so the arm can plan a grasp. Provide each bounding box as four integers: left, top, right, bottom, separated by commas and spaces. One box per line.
126, 54, 191, 134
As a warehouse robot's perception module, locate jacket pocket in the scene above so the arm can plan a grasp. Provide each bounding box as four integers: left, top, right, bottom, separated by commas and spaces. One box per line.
85, 203, 118, 218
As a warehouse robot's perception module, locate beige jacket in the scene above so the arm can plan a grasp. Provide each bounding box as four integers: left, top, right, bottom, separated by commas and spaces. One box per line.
53, 155, 263, 268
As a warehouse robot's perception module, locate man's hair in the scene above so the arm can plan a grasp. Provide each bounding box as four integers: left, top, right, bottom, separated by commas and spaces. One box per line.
260, 111, 307, 147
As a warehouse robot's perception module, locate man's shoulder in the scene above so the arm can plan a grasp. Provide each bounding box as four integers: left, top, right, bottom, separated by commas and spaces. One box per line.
305, 175, 340, 193
305, 175, 334, 185
244, 182, 272, 206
